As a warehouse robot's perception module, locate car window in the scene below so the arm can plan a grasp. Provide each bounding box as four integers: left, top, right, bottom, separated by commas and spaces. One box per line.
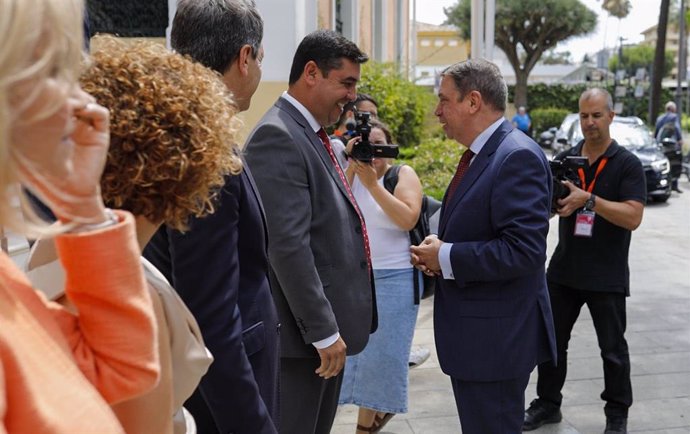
558, 113, 579, 135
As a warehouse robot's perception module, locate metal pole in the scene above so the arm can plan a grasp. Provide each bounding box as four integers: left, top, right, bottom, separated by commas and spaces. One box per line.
471, 0, 484, 58
484, 0, 495, 61
677, 0, 687, 114
411, 0, 417, 81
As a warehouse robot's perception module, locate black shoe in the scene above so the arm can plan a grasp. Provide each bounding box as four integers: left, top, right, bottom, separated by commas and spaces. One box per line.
523, 399, 562, 431
673, 187, 683, 193
604, 416, 627, 434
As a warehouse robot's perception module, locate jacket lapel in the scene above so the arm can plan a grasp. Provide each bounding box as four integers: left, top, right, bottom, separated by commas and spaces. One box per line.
275, 97, 354, 205
439, 120, 514, 235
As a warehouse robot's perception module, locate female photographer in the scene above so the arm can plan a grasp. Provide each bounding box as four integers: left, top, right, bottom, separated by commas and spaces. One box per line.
338, 121, 423, 433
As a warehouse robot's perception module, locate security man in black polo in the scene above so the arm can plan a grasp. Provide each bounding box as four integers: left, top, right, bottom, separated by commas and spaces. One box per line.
523, 88, 646, 434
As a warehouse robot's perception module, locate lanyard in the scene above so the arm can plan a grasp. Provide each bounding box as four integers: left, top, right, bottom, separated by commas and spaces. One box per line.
577, 157, 608, 193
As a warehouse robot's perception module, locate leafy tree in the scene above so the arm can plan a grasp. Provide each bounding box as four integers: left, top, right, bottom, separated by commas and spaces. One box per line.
444, 0, 597, 108
608, 45, 674, 78
541, 49, 573, 65
357, 62, 435, 147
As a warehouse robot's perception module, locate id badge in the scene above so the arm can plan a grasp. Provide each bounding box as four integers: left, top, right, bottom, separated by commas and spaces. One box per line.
574, 210, 595, 237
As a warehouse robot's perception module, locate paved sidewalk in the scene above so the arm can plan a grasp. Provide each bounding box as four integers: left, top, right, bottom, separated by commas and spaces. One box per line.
333, 177, 690, 433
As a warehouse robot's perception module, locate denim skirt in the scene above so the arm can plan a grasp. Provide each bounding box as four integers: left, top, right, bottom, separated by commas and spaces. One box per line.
338, 268, 421, 413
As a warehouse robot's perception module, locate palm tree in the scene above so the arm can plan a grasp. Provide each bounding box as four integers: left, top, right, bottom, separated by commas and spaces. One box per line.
601, 0, 631, 19
599, 0, 631, 79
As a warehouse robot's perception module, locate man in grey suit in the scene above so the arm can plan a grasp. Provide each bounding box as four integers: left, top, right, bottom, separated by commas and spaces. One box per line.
244, 30, 377, 434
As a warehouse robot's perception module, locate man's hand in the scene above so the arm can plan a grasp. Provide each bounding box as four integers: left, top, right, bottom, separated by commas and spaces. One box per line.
556, 180, 589, 217
410, 235, 443, 276
315, 336, 347, 379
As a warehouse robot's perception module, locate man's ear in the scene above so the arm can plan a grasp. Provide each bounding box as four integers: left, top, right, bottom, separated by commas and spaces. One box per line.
468, 90, 482, 112
303, 60, 320, 85
237, 44, 253, 76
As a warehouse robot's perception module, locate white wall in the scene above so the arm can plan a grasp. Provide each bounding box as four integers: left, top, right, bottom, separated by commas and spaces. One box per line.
256, 0, 317, 82
168, 0, 319, 82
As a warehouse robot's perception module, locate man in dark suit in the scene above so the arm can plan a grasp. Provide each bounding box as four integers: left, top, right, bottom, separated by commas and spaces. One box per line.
143, 1, 280, 433
244, 30, 377, 434
410, 59, 556, 433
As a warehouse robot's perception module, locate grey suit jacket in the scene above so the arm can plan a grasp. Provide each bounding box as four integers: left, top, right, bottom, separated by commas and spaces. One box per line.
245, 96, 377, 359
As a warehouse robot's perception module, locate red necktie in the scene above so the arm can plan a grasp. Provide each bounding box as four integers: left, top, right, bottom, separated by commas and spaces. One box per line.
446, 149, 475, 201
317, 128, 372, 274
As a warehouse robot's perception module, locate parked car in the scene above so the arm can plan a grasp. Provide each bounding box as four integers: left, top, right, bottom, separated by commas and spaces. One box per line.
556, 116, 672, 203
551, 113, 580, 153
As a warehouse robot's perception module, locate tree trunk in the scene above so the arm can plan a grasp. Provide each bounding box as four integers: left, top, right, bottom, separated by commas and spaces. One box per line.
651, 0, 671, 124
514, 69, 528, 109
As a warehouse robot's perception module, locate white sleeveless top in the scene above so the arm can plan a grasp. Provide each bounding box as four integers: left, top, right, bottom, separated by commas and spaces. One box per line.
352, 175, 411, 269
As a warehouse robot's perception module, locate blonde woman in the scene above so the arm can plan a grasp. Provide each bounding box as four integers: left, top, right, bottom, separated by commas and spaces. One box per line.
26, 36, 243, 434
0, 0, 159, 432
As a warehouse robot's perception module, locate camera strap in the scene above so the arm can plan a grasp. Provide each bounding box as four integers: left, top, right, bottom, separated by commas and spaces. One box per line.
577, 157, 608, 193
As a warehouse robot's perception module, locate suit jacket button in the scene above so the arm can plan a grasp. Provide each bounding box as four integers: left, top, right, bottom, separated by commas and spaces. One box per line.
360, 260, 367, 269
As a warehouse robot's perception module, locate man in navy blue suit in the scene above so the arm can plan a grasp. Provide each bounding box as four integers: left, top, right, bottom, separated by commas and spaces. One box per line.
411, 59, 556, 433
143, 1, 279, 433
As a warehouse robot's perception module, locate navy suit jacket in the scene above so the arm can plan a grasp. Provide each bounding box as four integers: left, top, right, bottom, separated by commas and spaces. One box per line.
144, 163, 280, 434
435, 120, 557, 382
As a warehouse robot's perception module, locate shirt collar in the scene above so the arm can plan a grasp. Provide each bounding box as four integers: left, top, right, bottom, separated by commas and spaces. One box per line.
467, 116, 505, 155
574, 139, 621, 159
281, 91, 322, 133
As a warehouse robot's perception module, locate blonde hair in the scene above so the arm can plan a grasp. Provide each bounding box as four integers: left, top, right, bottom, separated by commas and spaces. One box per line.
0, 0, 84, 232
81, 36, 242, 231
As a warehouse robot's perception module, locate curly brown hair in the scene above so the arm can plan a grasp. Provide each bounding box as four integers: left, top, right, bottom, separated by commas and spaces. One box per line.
80, 36, 242, 231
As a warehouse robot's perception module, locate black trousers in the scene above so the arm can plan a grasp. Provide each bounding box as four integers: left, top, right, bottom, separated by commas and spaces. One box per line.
536, 282, 633, 418
280, 357, 344, 434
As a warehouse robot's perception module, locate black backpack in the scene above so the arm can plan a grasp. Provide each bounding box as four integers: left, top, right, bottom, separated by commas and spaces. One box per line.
383, 165, 441, 304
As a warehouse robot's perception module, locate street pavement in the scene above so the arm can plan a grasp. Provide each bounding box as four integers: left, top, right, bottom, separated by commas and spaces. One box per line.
333, 176, 690, 433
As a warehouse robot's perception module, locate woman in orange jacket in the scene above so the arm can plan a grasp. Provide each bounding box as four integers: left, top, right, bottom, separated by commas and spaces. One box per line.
0, 0, 159, 432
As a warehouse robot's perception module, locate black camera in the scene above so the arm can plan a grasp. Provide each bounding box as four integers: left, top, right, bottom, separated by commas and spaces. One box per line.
549, 156, 587, 212
348, 111, 399, 162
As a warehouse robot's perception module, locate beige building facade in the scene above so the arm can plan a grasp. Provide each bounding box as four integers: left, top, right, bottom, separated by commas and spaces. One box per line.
641, 24, 688, 79
413, 22, 470, 87
239, 0, 411, 140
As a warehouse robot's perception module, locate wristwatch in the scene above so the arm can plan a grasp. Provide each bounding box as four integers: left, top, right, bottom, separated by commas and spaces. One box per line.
584, 193, 596, 210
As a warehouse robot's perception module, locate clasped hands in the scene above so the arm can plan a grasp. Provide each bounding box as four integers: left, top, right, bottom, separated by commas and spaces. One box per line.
410, 234, 443, 277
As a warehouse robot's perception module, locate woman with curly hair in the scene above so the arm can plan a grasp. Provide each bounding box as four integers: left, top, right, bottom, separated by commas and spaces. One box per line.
27, 36, 243, 433
0, 0, 159, 432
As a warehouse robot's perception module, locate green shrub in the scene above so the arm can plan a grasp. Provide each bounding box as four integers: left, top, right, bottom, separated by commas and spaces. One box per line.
682, 113, 690, 133
508, 83, 675, 126
406, 136, 465, 200
358, 62, 435, 147
531, 107, 570, 133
